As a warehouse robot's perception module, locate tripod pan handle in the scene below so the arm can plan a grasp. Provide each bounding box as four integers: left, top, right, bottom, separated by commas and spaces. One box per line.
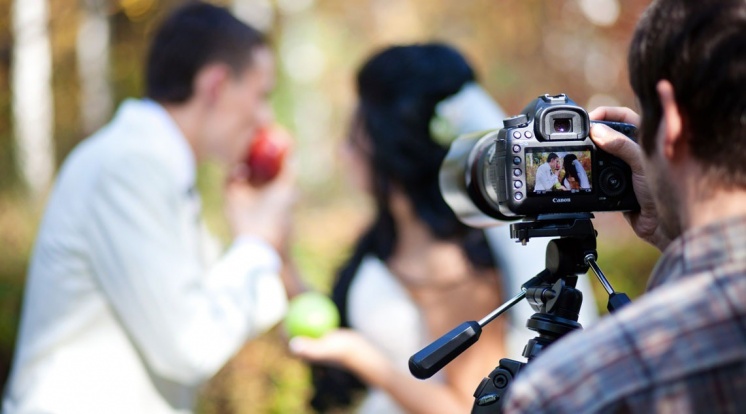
409, 321, 482, 379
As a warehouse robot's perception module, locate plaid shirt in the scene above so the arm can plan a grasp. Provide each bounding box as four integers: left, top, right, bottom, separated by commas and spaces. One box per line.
503, 215, 746, 414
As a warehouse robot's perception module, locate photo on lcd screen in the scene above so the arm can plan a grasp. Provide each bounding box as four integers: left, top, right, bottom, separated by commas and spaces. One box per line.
525, 148, 593, 195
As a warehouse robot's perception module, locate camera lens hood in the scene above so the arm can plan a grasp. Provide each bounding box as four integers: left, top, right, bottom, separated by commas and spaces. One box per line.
440, 130, 517, 227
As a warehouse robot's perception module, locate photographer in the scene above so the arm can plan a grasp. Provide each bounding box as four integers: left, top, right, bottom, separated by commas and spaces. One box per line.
504, 0, 746, 412
3, 3, 298, 413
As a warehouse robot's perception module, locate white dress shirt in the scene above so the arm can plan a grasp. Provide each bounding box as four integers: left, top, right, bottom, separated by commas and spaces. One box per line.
534, 161, 559, 192
2, 99, 288, 414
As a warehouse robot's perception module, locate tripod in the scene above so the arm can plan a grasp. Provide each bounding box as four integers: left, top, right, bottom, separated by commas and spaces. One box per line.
408, 213, 631, 413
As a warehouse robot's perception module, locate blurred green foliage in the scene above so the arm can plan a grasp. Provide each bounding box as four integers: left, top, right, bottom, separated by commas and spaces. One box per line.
0, 193, 38, 393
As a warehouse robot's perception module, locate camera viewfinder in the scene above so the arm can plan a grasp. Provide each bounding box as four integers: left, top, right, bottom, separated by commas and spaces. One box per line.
554, 118, 572, 133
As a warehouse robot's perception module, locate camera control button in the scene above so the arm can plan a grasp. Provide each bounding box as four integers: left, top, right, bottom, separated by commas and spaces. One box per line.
514, 181, 523, 189
512, 145, 521, 153
512, 156, 521, 165
514, 192, 524, 201
524, 131, 533, 138
513, 168, 521, 177
512, 131, 522, 139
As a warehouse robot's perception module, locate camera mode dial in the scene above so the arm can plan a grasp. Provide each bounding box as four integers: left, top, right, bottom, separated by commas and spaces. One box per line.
503, 114, 528, 129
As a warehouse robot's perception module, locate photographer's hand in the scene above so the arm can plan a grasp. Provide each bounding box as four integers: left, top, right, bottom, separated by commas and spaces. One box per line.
589, 107, 671, 251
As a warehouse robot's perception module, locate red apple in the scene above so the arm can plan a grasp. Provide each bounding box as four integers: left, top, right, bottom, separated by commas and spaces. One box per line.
244, 126, 291, 186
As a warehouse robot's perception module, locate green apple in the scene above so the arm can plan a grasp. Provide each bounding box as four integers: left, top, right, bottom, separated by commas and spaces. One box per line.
284, 292, 340, 338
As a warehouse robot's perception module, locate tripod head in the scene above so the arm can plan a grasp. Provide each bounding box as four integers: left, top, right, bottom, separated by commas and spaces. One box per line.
408, 213, 631, 412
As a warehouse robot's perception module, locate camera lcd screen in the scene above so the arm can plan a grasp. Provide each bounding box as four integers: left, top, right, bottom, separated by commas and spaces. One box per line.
525, 147, 593, 195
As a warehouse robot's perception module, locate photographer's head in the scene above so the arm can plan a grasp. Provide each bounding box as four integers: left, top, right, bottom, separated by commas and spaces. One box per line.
630, 0, 746, 163
627, 0, 746, 237
146, 2, 274, 164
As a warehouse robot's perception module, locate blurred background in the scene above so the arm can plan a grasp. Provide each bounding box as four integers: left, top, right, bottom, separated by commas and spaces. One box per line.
0, 0, 658, 412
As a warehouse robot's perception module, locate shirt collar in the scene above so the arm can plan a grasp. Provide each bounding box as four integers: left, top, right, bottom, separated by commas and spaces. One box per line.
113, 98, 196, 192
648, 214, 746, 290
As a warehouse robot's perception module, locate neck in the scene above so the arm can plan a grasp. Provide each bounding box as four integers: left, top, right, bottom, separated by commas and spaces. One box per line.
388, 190, 435, 255
162, 101, 204, 162
684, 185, 746, 231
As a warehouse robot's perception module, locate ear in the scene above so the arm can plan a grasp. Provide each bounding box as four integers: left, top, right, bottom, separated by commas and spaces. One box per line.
656, 80, 685, 161
193, 63, 230, 106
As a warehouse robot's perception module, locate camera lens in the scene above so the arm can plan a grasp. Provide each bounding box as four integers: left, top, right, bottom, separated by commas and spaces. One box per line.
553, 118, 572, 133
599, 167, 627, 197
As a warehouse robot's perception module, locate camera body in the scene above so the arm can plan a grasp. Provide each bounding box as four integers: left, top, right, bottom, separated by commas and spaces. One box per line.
495, 94, 638, 217
440, 94, 639, 226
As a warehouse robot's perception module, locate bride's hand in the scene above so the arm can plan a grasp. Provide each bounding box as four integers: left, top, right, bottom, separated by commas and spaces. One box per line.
289, 329, 392, 386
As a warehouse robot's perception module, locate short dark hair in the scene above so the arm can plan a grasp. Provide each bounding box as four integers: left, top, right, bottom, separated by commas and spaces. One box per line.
629, 0, 746, 186
145, 1, 266, 103
547, 153, 559, 163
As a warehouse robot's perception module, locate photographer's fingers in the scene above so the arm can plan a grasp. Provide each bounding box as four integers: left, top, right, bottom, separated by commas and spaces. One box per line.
590, 123, 671, 251
590, 123, 644, 173
589, 106, 641, 125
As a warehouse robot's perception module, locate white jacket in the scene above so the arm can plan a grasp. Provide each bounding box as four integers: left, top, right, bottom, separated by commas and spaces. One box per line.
2, 99, 287, 413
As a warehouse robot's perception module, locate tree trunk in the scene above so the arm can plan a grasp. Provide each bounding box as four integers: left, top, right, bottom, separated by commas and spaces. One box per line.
77, 0, 112, 135
11, 0, 55, 198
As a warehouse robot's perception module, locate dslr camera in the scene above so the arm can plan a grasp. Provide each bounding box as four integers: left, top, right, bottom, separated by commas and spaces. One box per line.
440, 93, 639, 226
